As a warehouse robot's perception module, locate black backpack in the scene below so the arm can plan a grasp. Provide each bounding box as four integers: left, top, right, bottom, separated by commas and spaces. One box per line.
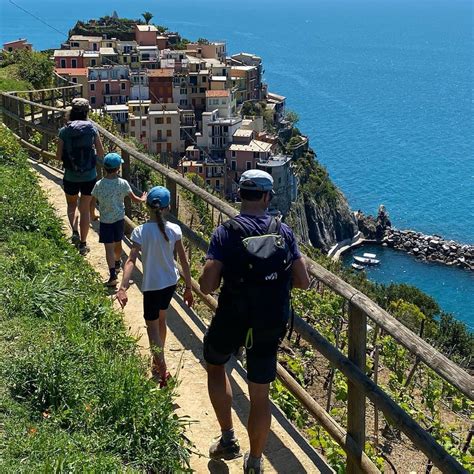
218, 216, 294, 332
222, 217, 293, 287
62, 129, 96, 173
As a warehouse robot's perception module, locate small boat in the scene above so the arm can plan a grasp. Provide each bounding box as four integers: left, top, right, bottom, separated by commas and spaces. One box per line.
363, 252, 377, 259
354, 256, 380, 265
351, 263, 365, 270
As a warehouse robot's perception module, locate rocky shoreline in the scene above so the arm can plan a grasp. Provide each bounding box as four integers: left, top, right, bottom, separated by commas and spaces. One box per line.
356, 206, 474, 271
382, 229, 474, 271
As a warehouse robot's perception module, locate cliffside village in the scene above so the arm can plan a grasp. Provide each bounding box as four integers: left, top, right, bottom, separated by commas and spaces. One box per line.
27, 23, 304, 216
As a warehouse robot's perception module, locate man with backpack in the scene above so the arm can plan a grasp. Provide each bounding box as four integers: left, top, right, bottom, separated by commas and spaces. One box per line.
199, 170, 310, 473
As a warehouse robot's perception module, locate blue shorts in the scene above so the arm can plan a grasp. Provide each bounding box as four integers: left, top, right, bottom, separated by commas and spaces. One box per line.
99, 219, 125, 244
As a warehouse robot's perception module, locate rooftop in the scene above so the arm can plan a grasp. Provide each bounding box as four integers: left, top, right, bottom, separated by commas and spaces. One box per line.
99, 47, 117, 55
257, 155, 292, 167
148, 69, 174, 77
210, 76, 227, 82
55, 67, 88, 76
231, 65, 256, 71
70, 35, 102, 42
233, 129, 254, 137
229, 140, 272, 153
83, 51, 99, 57
138, 45, 158, 51
54, 49, 83, 57
206, 90, 230, 98
104, 104, 129, 112
136, 25, 158, 32
3, 38, 29, 46
267, 92, 286, 102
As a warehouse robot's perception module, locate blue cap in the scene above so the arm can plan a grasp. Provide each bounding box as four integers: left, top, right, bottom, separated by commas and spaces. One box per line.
104, 152, 124, 169
147, 186, 171, 208
239, 169, 274, 192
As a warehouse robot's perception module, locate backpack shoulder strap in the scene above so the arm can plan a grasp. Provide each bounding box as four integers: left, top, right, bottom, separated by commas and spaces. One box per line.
267, 216, 281, 235
223, 218, 249, 239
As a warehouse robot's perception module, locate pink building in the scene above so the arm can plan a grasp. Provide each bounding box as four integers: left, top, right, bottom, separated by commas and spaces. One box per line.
3, 38, 32, 52
135, 25, 158, 46
88, 66, 130, 108
54, 50, 84, 69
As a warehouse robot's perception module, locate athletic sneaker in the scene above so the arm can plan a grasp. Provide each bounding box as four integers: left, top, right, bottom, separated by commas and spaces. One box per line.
209, 437, 241, 460
105, 276, 118, 287
243, 452, 264, 474
78, 242, 90, 256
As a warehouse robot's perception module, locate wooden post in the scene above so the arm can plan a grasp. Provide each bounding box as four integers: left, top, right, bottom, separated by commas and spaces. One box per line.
18, 100, 26, 139
166, 177, 177, 216
346, 303, 367, 474
29, 92, 35, 123
122, 150, 132, 218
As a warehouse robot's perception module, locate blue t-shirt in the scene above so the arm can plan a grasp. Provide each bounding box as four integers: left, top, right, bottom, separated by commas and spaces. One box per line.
59, 120, 97, 183
207, 213, 301, 264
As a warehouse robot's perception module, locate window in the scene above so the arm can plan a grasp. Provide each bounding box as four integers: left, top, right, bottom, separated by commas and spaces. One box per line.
157, 117, 164, 124
278, 177, 282, 184
156, 143, 162, 152
131, 119, 135, 127
166, 117, 171, 124
70, 58, 76, 68
246, 161, 251, 170
180, 87, 187, 95
179, 99, 188, 106
206, 180, 211, 186
91, 59, 96, 66
130, 131, 135, 137
167, 143, 172, 152
71, 77, 78, 84
200, 87, 206, 93
71, 42, 79, 47
202, 76, 207, 82
60, 59, 66, 68
142, 120, 146, 127
121, 83, 126, 90
231, 151, 236, 158
166, 130, 172, 137
90, 96, 96, 104
184, 166, 188, 173
191, 87, 197, 94
142, 131, 147, 137
198, 166, 203, 174
231, 160, 236, 171
216, 179, 220, 188
253, 152, 259, 159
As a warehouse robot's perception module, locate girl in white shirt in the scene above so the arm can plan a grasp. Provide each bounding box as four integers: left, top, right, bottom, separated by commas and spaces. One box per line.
117, 186, 193, 387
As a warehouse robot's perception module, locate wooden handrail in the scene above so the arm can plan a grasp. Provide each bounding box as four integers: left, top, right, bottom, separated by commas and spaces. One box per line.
2, 88, 471, 473
2, 92, 471, 399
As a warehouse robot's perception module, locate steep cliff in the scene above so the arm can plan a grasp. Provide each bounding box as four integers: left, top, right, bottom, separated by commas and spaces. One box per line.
288, 149, 358, 251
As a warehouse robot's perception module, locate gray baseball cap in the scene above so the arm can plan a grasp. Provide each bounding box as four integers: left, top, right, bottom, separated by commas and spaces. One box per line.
238, 169, 274, 192
71, 97, 90, 112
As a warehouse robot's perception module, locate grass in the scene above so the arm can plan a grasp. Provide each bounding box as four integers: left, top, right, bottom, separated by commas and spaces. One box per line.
0, 129, 191, 472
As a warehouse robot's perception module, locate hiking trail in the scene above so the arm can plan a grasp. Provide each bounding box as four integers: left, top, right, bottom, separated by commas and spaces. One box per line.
32, 160, 332, 474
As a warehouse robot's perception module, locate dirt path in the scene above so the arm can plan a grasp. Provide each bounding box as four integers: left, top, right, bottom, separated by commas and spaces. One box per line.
32, 160, 332, 474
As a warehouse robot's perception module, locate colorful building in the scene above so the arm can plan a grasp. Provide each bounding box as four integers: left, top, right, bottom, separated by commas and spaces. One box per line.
135, 24, 158, 46
148, 69, 174, 104
54, 50, 84, 69
3, 38, 32, 52
88, 65, 130, 108
55, 68, 88, 98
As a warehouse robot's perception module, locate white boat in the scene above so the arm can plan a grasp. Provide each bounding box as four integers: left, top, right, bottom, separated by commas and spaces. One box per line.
354, 256, 380, 265
351, 263, 365, 270
363, 252, 377, 259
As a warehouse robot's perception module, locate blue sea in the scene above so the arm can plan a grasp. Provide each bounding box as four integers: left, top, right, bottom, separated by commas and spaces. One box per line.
1, 0, 473, 326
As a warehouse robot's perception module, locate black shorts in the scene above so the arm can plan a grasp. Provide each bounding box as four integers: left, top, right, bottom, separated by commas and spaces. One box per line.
203, 316, 287, 384
63, 178, 97, 196
143, 285, 177, 320
99, 219, 125, 244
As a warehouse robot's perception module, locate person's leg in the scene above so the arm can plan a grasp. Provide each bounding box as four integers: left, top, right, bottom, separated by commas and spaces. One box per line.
158, 309, 167, 347
78, 195, 92, 243
247, 381, 271, 458
114, 241, 122, 268
90, 196, 98, 221
146, 318, 166, 377
65, 193, 79, 233
207, 363, 233, 432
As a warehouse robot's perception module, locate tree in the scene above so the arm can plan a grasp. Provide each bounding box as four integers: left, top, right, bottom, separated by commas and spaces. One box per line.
142, 12, 153, 25
285, 110, 299, 126
196, 37, 210, 45
16, 51, 53, 89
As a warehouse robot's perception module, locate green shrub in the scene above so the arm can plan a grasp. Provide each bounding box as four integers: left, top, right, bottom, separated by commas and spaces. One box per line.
0, 127, 190, 471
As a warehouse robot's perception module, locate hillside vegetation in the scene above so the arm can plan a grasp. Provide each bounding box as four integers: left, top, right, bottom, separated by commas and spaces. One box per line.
0, 129, 190, 472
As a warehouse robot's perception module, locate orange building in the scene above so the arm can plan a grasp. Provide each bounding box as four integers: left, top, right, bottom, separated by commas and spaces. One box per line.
3, 38, 32, 52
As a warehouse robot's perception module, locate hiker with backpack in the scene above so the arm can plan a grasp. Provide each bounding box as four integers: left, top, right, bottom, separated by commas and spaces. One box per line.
199, 169, 310, 474
91, 152, 147, 287
56, 98, 104, 255
116, 186, 194, 387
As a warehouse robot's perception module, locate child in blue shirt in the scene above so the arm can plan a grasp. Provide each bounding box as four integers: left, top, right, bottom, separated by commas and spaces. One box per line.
91, 153, 146, 286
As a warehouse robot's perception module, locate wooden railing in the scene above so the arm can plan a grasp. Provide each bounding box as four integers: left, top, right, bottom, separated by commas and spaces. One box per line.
1, 87, 472, 474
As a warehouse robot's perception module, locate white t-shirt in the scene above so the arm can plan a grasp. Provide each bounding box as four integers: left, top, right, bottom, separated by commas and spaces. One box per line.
131, 221, 182, 292
91, 177, 132, 224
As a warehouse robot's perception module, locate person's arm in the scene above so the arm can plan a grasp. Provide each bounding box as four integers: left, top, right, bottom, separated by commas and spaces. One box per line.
129, 190, 147, 204
291, 257, 310, 290
94, 134, 104, 161
56, 138, 64, 162
116, 243, 140, 307
199, 259, 223, 295
175, 239, 193, 307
